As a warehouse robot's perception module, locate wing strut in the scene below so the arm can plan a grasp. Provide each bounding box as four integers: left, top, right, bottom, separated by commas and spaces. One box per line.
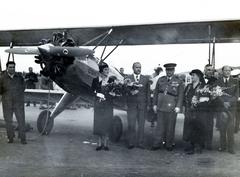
101, 40, 123, 63
7, 42, 15, 62
208, 25, 212, 65
93, 29, 113, 51
81, 29, 112, 46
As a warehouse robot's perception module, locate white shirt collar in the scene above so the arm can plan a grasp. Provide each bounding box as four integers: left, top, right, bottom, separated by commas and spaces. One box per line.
7, 72, 14, 79
133, 74, 140, 82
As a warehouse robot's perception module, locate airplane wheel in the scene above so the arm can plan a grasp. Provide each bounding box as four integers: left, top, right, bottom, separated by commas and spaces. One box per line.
110, 116, 123, 142
37, 110, 54, 135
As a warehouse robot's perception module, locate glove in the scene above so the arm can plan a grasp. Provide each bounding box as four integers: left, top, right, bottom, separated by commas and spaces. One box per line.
174, 107, 180, 113
153, 105, 157, 113
96, 93, 106, 102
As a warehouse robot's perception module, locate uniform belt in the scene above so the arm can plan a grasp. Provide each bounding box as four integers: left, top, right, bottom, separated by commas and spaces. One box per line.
159, 91, 177, 97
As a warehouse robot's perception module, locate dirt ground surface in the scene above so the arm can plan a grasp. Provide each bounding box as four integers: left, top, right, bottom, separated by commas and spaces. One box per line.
0, 105, 240, 177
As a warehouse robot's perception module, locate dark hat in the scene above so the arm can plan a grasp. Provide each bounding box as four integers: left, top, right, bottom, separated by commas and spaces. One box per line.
190, 69, 204, 78
154, 64, 162, 72
163, 63, 176, 70
99, 62, 109, 73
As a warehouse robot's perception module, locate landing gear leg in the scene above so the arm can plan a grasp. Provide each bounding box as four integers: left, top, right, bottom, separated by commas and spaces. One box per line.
37, 110, 54, 135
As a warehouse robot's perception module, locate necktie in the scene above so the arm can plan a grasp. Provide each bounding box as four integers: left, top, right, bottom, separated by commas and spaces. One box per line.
136, 75, 139, 82
225, 78, 228, 86
167, 77, 170, 82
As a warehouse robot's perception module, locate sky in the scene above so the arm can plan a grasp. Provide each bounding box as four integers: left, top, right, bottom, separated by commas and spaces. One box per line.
0, 0, 240, 74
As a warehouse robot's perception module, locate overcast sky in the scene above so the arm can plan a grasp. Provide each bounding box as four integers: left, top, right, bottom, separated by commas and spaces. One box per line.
0, 0, 240, 74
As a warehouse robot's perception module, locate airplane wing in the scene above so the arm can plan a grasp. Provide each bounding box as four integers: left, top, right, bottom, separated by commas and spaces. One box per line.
24, 89, 92, 108
0, 20, 240, 46
24, 89, 65, 103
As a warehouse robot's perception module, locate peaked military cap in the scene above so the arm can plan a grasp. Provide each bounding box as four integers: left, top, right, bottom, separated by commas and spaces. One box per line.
163, 63, 177, 70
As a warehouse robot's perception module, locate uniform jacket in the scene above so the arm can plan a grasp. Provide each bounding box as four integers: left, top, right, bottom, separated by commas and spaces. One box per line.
0, 71, 25, 107
153, 75, 184, 112
126, 74, 150, 109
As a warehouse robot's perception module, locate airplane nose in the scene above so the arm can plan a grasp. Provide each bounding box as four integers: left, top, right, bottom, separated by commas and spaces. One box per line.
38, 44, 53, 55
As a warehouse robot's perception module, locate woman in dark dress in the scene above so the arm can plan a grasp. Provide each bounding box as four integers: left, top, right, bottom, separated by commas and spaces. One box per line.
183, 69, 207, 154
91, 63, 113, 151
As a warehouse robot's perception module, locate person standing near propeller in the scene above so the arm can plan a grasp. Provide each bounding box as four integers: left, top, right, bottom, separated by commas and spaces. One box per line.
0, 61, 27, 144
91, 62, 114, 151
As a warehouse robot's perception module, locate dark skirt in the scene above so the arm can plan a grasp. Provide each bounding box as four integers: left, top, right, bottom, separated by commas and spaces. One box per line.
93, 99, 113, 136
183, 109, 206, 145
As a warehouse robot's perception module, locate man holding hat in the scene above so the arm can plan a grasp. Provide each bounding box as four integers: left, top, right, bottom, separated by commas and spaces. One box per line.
151, 63, 184, 151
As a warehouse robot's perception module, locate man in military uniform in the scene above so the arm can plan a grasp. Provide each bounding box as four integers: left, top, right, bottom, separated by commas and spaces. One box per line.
0, 61, 27, 144
151, 63, 184, 151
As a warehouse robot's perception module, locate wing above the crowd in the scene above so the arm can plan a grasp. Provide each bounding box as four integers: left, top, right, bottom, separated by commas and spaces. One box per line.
0, 20, 240, 46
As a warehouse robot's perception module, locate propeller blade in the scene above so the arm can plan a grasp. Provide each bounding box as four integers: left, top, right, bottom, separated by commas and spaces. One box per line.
46, 46, 94, 57
5, 47, 40, 55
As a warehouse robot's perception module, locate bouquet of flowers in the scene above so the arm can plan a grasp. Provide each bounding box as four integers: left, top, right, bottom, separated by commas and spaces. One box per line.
105, 77, 143, 97
192, 85, 230, 107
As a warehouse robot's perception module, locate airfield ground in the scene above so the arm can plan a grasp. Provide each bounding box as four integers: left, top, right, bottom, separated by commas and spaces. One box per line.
0, 105, 240, 177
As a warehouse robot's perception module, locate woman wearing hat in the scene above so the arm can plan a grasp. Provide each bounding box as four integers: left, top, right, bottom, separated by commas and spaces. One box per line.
183, 69, 207, 154
91, 62, 114, 151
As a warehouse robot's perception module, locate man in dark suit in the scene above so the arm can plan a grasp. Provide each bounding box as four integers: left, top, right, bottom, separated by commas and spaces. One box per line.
151, 63, 184, 151
0, 61, 27, 144
216, 65, 239, 154
203, 64, 218, 150
126, 62, 150, 149
234, 74, 240, 133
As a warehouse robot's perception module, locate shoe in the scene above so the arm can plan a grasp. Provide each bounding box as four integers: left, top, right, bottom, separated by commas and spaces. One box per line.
7, 139, 13, 143
137, 144, 145, 149
96, 145, 103, 151
206, 145, 212, 150
218, 147, 226, 152
26, 104, 30, 107
103, 146, 109, 151
186, 149, 195, 155
228, 149, 235, 154
21, 140, 27, 144
150, 145, 161, 151
166, 147, 173, 151
127, 145, 135, 149
195, 147, 202, 154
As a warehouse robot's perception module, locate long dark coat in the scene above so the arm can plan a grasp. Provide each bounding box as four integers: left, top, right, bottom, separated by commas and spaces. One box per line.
91, 77, 113, 136
183, 82, 206, 145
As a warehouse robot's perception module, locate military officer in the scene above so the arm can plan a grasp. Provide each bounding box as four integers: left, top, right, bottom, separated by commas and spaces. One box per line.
151, 63, 184, 151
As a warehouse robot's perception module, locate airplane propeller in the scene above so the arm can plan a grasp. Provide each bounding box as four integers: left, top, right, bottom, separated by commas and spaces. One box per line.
5, 47, 40, 55
5, 44, 94, 58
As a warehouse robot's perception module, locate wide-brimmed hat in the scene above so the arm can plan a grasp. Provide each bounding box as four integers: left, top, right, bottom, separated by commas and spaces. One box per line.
190, 69, 204, 78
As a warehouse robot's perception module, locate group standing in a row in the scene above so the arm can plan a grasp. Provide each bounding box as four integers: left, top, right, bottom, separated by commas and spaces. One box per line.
91, 62, 239, 154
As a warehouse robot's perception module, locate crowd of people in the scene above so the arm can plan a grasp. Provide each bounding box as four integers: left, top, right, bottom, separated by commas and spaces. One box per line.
0, 59, 239, 155
92, 62, 239, 155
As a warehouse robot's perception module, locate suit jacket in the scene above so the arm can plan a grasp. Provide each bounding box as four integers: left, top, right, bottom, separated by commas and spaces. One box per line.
0, 71, 25, 116
153, 75, 184, 112
215, 76, 239, 111
126, 74, 150, 110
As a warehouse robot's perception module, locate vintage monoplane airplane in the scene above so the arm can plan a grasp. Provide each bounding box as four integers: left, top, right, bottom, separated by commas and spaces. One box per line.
2, 19, 240, 141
